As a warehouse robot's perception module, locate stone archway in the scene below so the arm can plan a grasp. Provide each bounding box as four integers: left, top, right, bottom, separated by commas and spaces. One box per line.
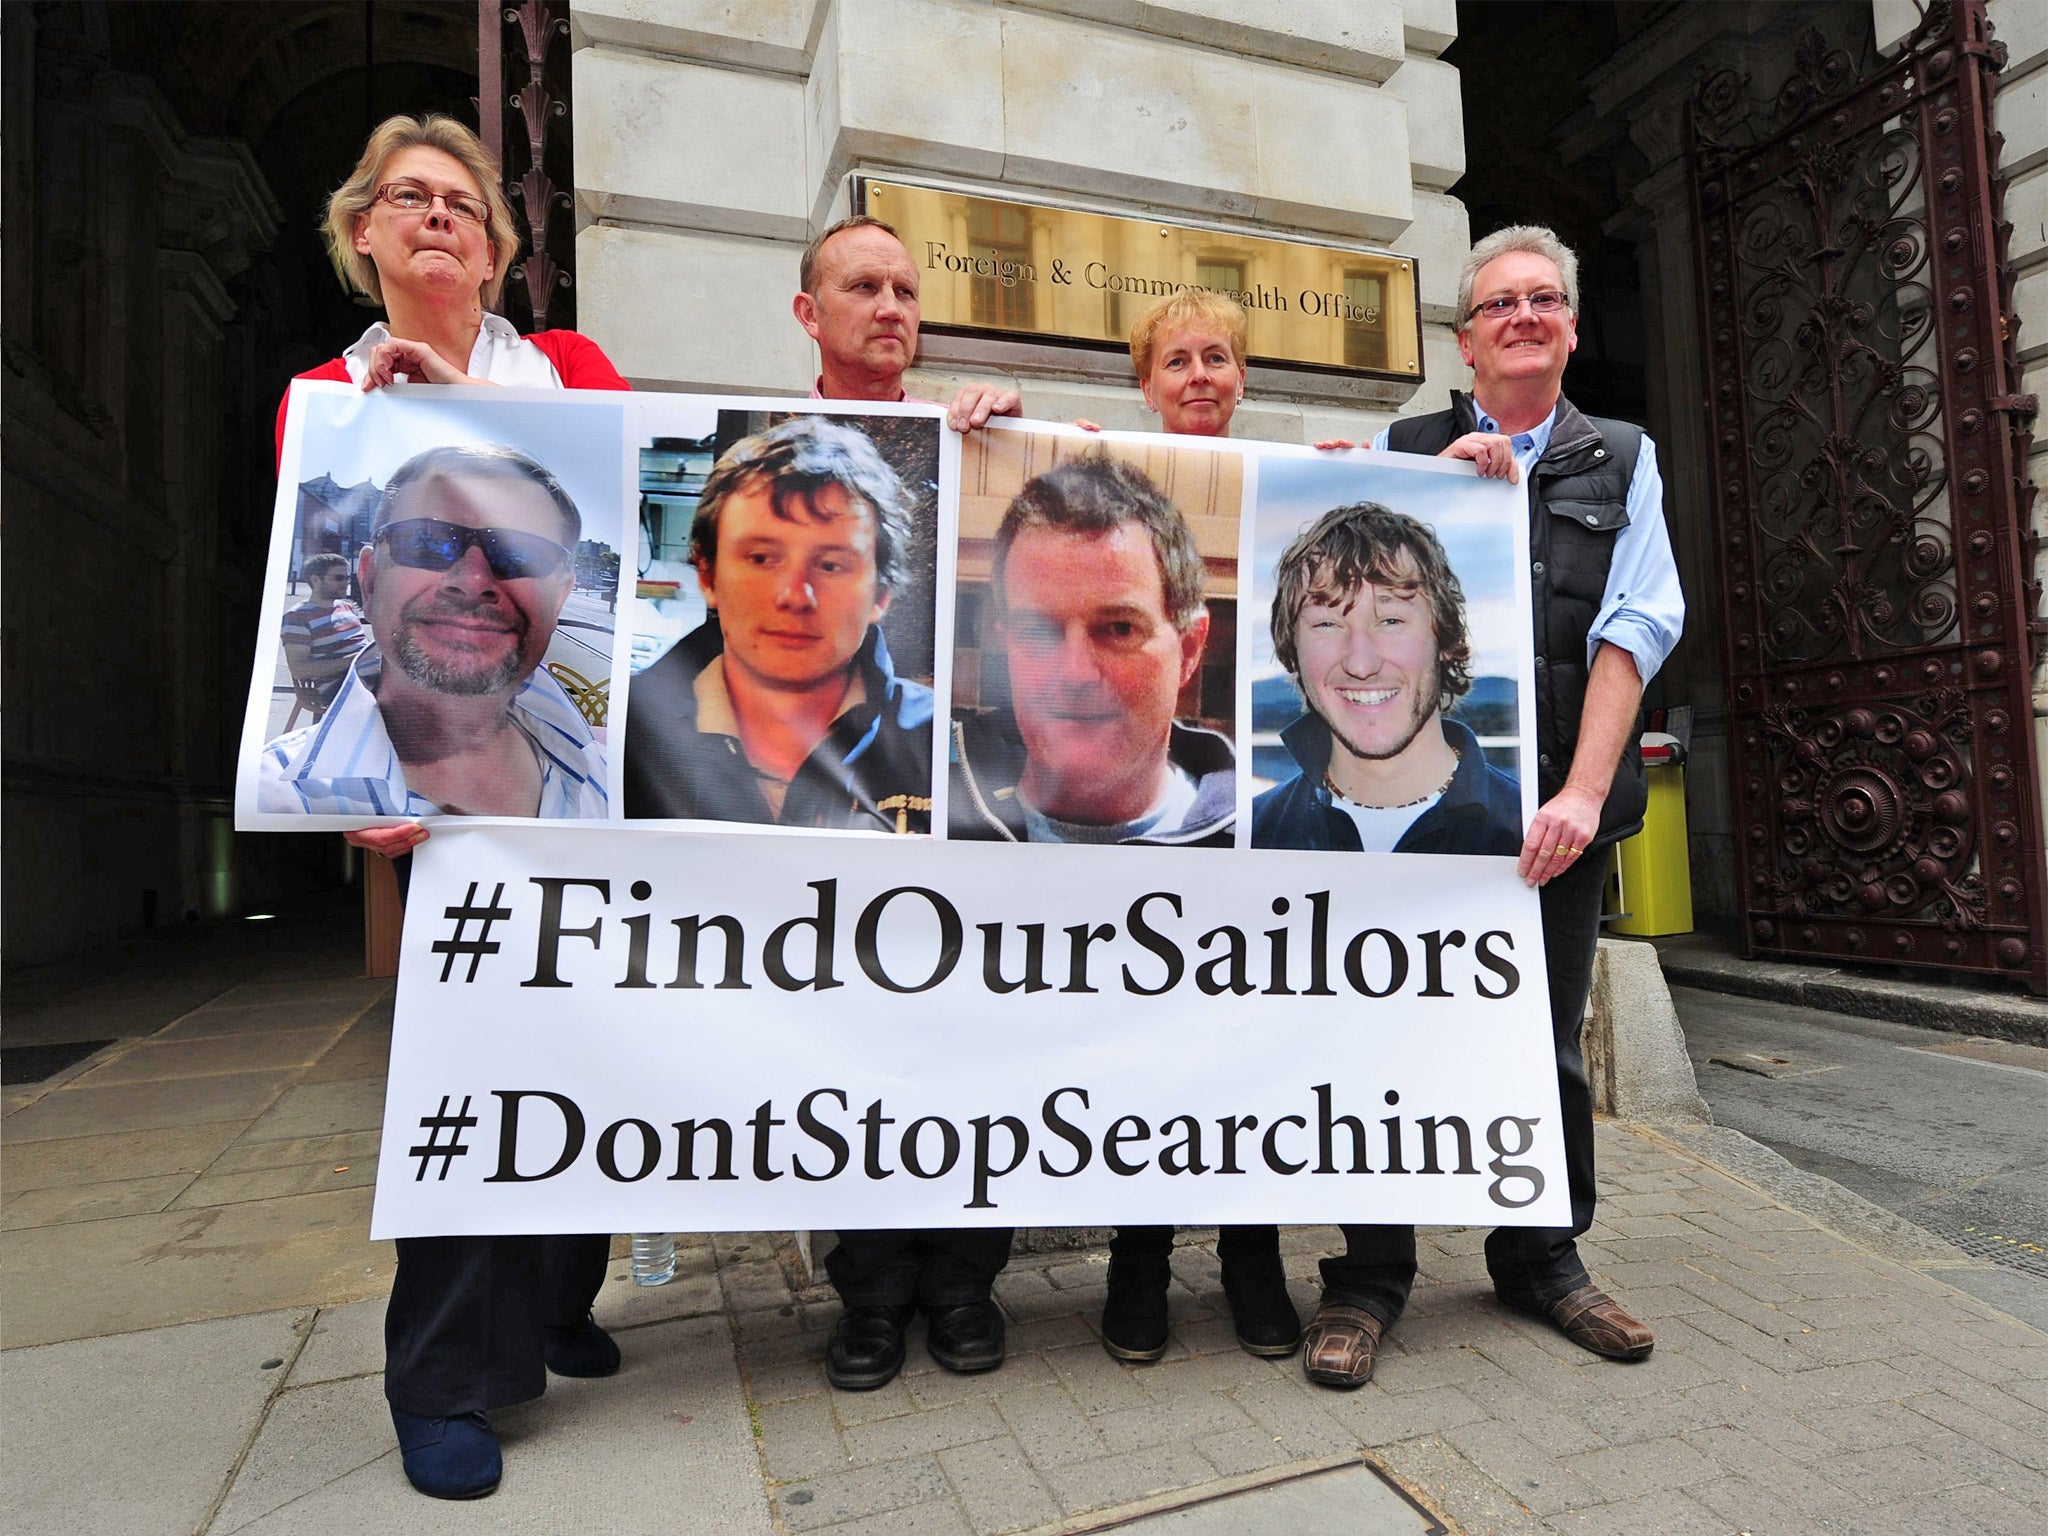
1, 1, 473, 962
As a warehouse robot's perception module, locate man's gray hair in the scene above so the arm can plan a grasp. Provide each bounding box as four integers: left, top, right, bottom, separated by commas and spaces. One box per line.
1455, 225, 1579, 332
690, 415, 914, 594
376, 443, 582, 544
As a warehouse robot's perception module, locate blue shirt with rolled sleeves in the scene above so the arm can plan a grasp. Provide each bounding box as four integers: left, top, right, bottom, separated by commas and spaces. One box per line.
1372, 404, 1685, 685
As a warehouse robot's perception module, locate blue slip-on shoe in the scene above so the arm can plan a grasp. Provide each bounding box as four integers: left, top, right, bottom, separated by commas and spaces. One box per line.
543, 1315, 622, 1377
390, 1406, 502, 1499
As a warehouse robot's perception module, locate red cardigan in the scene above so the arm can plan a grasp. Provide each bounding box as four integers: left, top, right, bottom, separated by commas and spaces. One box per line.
273, 329, 630, 466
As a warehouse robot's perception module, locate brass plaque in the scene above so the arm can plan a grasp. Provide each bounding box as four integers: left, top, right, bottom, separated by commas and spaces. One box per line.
856, 178, 1421, 379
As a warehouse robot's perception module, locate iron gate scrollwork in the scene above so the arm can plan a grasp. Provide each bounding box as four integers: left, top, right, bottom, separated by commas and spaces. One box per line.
479, 1, 574, 332
1688, 0, 2045, 991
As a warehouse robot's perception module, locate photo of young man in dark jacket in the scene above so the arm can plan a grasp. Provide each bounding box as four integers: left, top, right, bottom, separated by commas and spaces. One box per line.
623, 415, 934, 833
1252, 501, 1520, 855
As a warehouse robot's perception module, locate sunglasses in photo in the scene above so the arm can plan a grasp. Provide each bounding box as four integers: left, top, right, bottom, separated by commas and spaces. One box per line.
375, 518, 572, 581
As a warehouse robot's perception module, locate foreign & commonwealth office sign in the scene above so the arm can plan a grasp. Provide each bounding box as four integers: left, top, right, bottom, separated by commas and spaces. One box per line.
854, 177, 1423, 380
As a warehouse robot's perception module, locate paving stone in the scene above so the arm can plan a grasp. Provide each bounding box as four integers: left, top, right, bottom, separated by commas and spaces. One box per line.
1562, 1434, 1722, 1498
747, 1357, 832, 1406
1039, 1442, 1219, 1517
990, 1269, 1070, 1321
1041, 1342, 1154, 1415
906, 1351, 1055, 1410
1, 1070, 300, 1143
2, 1173, 194, 1228
1091, 1390, 1255, 1453
75, 1027, 347, 1086
1379, 1433, 1559, 1536
1824, 1440, 1991, 1498
825, 1373, 918, 1427
994, 1382, 1108, 1468
840, 1400, 1006, 1464
1681, 1473, 1827, 1533
235, 1078, 385, 1142
1453, 1375, 1606, 1455
937, 1435, 1060, 1535
172, 1159, 378, 1208
1549, 1487, 1739, 1536
1376, 1338, 1513, 1397
777, 1454, 953, 1532
1901, 1379, 2048, 1469
1191, 1425, 1295, 1477
1883, 1483, 2043, 1536
0, 1121, 241, 1192
758, 1393, 851, 1480
286, 1295, 386, 1388
798, 1499, 974, 1536
1321, 1380, 1491, 1443
1003, 1311, 1097, 1353
1443, 1418, 1607, 1516
1680, 1426, 1862, 1524
1134, 1346, 1286, 1399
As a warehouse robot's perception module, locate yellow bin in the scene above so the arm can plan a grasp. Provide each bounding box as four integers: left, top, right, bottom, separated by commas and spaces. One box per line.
1608, 739, 1693, 937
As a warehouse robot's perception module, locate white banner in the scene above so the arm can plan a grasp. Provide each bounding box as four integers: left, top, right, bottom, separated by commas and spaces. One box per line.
370, 825, 1567, 1236
245, 385, 1568, 1235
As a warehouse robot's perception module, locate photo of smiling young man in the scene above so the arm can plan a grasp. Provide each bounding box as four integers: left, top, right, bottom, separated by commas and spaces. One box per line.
1251, 501, 1521, 854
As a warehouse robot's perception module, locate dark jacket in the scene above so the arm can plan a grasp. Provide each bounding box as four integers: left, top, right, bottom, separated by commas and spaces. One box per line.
1251, 715, 1521, 853
623, 619, 934, 832
1387, 391, 1648, 851
949, 710, 1236, 847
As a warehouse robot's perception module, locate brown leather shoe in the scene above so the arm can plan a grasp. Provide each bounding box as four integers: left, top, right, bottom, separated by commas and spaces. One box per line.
1301, 1302, 1385, 1389
1503, 1284, 1654, 1360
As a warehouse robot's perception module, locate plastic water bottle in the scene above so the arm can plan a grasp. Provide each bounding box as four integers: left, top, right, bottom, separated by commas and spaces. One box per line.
631, 1231, 676, 1286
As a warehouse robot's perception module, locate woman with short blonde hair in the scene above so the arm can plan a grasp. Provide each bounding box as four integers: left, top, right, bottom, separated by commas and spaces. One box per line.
1127, 288, 1249, 388
321, 114, 523, 312
274, 111, 630, 1504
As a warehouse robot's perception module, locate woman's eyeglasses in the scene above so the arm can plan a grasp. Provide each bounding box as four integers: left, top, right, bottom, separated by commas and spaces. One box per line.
375, 519, 570, 581
1465, 289, 1570, 323
374, 181, 489, 225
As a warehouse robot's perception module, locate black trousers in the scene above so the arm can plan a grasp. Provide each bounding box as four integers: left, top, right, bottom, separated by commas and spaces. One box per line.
1110, 1224, 1279, 1271
384, 1234, 611, 1416
825, 1228, 1014, 1309
1320, 850, 1607, 1328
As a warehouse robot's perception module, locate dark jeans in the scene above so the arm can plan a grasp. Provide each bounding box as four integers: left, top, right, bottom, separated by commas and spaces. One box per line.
825, 1228, 1015, 1309
385, 1233, 611, 1416
1110, 1224, 1281, 1274
1320, 849, 1607, 1328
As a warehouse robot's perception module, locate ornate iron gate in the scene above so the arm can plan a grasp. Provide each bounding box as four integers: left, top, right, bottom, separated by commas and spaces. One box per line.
479, 1, 575, 332
1688, 0, 2045, 991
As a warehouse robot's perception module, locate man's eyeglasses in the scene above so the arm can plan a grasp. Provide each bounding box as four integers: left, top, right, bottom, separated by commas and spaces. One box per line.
1466, 289, 1571, 323
376, 519, 570, 581
373, 181, 490, 225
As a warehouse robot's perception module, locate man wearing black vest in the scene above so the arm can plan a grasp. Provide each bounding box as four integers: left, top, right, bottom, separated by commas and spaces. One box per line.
1301, 225, 1686, 1389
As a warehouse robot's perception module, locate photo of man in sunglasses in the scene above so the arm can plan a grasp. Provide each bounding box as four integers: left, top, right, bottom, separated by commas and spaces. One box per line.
258, 442, 607, 818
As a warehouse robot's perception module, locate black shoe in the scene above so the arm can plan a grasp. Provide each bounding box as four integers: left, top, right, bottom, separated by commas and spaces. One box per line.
1222, 1256, 1302, 1358
925, 1299, 1005, 1373
390, 1407, 501, 1499
543, 1315, 621, 1377
827, 1304, 911, 1391
1099, 1255, 1171, 1361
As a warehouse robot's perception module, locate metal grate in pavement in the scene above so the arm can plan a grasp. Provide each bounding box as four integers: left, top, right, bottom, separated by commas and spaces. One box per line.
1074, 1460, 1445, 1535
1914, 1215, 2048, 1280
1, 1040, 113, 1085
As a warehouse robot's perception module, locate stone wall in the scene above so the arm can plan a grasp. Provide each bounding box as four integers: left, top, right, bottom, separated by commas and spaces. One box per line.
569, 0, 1468, 441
